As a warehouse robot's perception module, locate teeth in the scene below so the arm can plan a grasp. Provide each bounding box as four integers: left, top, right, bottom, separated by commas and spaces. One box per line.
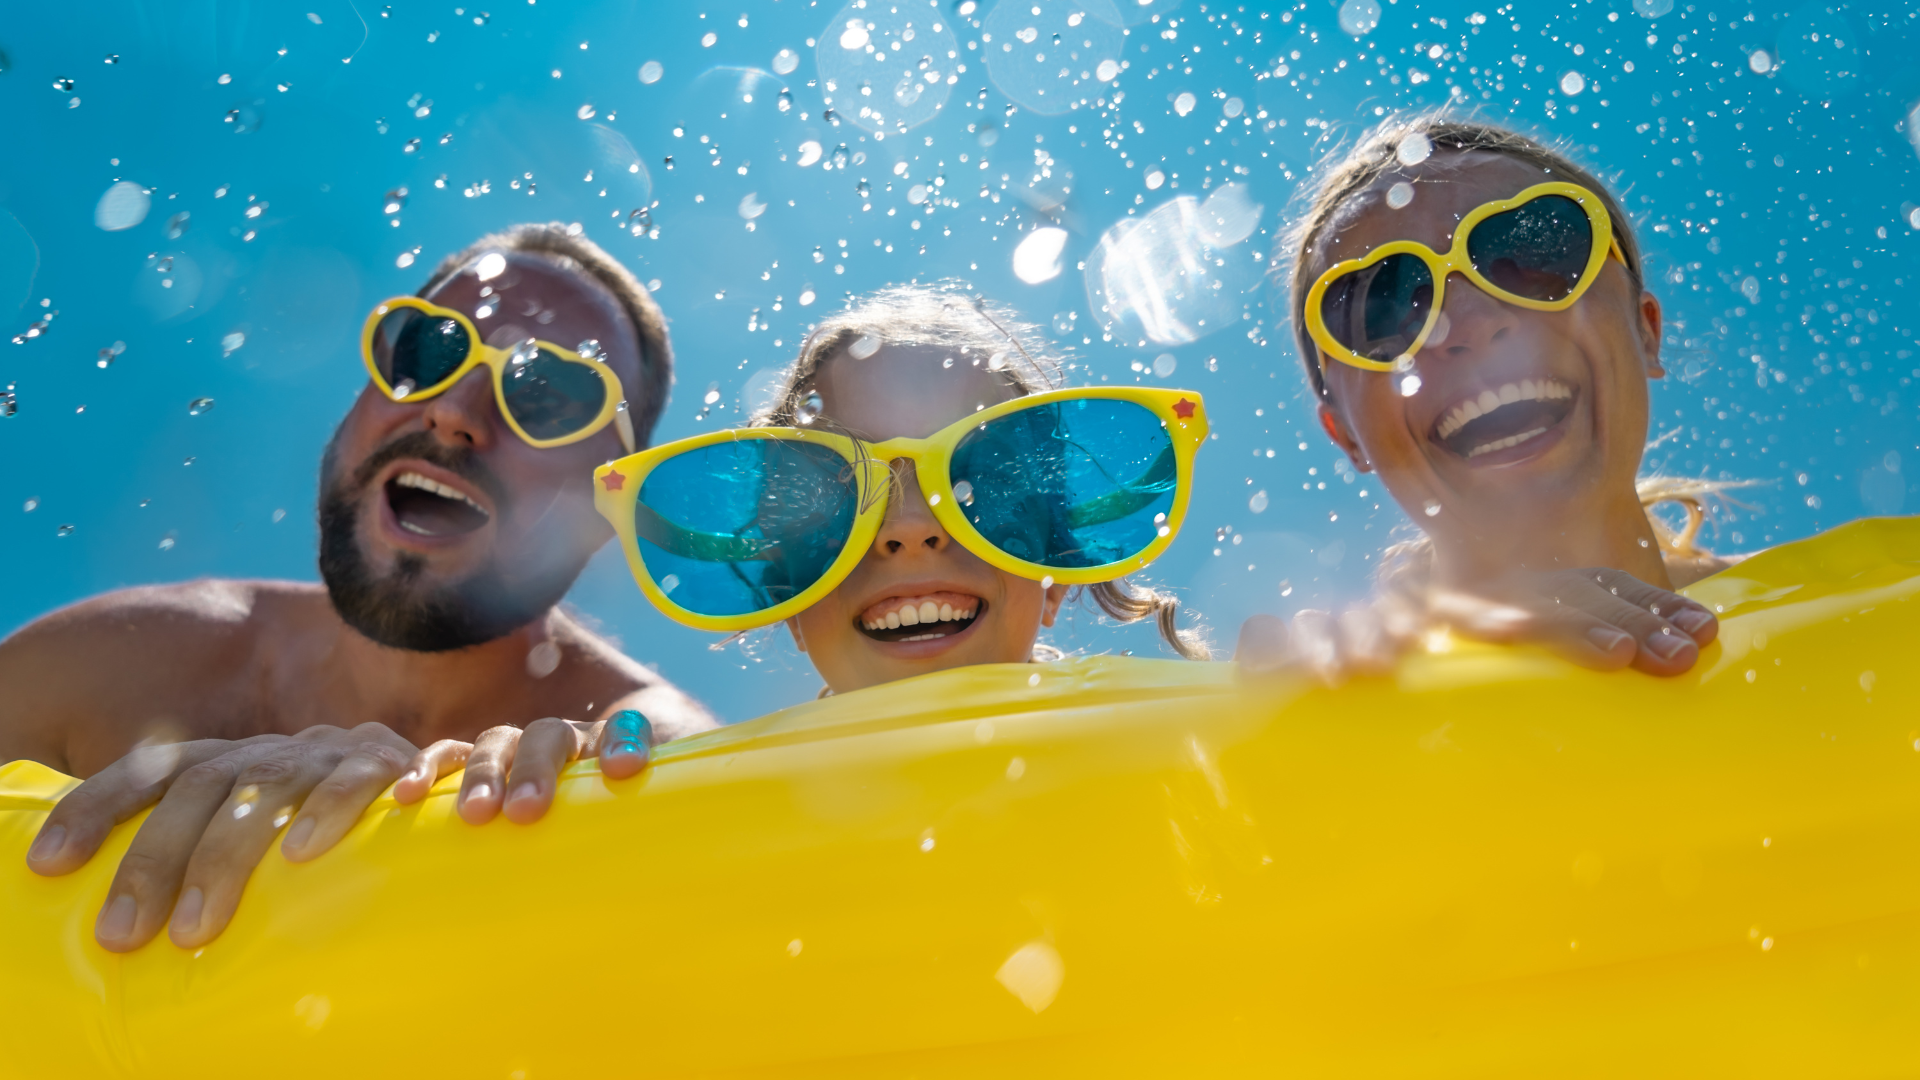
862, 598, 980, 633
1466, 426, 1551, 458
395, 471, 488, 516
1435, 378, 1573, 441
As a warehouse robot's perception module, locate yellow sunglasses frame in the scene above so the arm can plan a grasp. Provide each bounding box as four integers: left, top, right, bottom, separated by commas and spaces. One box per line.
360, 296, 635, 452
1304, 181, 1625, 373
592, 386, 1210, 633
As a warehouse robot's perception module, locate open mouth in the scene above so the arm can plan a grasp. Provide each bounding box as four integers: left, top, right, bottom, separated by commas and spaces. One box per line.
384, 470, 491, 538
857, 592, 983, 643
1432, 377, 1579, 460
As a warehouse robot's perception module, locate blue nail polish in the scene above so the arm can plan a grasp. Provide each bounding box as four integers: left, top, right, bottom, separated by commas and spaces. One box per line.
607, 740, 641, 757
607, 709, 652, 746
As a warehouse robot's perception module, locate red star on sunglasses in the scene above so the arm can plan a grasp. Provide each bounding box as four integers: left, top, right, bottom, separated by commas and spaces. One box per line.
601, 470, 626, 492
1172, 398, 1197, 419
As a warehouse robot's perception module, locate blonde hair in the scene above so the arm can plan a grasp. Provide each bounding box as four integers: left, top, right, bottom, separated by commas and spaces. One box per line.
760, 282, 1210, 660
1278, 109, 1645, 400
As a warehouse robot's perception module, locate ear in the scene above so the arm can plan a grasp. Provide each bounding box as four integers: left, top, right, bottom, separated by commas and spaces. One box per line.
1038, 582, 1069, 628
784, 616, 808, 654
1637, 290, 1665, 380
1318, 402, 1371, 474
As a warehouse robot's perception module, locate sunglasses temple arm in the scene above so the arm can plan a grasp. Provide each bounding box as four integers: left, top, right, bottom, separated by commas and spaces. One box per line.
616, 401, 637, 455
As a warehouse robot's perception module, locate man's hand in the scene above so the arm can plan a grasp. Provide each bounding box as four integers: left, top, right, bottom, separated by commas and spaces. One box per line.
25, 723, 423, 952
415, 709, 653, 826
1236, 567, 1717, 682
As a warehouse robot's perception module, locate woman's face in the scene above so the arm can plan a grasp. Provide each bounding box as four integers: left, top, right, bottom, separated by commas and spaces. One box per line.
1307, 151, 1664, 566
788, 342, 1067, 695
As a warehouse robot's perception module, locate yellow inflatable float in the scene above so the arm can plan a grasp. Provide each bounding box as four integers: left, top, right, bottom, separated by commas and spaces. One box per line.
4, 517, 1920, 1078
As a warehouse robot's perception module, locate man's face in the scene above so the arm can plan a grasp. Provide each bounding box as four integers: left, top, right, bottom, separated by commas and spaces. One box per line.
319, 251, 646, 651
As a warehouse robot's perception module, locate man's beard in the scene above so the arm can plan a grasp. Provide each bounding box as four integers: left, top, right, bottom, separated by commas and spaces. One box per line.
317, 428, 585, 652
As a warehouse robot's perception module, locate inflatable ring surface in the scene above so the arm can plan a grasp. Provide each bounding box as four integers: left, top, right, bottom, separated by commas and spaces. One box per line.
4, 517, 1920, 1077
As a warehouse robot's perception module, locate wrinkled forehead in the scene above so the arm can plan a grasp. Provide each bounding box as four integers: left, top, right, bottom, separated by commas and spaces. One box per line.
423, 250, 642, 385
1306, 150, 1556, 276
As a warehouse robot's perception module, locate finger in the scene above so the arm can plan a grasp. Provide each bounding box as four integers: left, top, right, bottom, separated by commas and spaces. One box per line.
595, 709, 654, 781
169, 745, 351, 949
1586, 568, 1720, 647
91, 752, 264, 952
457, 726, 524, 825
1290, 610, 1343, 686
280, 742, 414, 864
1232, 615, 1292, 674
29, 738, 249, 877
391, 741, 473, 805
1547, 571, 1701, 676
1335, 608, 1400, 677
503, 718, 592, 825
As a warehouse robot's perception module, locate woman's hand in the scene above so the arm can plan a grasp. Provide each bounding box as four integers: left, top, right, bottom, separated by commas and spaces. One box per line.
1235, 567, 1718, 682
404, 709, 654, 826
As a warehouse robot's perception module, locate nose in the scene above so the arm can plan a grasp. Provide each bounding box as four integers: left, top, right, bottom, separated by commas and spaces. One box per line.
872, 461, 951, 557
1431, 272, 1519, 361
417, 365, 498, 450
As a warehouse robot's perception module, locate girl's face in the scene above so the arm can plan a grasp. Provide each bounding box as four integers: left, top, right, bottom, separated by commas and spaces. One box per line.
1307, 151, 1666, 578
787, 343, 1068, 695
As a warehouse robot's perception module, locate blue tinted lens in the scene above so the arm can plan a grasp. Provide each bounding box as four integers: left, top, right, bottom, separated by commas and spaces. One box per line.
502, 345, 608, 440
950, 398, 1177, 570
634, 438, 857, 618
373, 307, 470, 391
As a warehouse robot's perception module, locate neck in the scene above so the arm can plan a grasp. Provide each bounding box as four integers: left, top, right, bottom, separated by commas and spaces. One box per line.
298, 604, 567, 745
1428, 482, 1671, 592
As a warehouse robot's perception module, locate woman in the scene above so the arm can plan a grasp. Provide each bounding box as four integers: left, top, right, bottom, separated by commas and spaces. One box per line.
1245, 113, 1734, 675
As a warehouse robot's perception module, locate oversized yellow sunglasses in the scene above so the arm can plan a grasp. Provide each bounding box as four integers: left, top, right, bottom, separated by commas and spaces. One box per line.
1305, 181, 1627, 373
361, 296, 636, 452
591, 386, 1208, 632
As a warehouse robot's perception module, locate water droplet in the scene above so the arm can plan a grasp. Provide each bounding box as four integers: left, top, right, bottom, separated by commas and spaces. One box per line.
188, 397, 215, 416
638, 60, 663, 84
855, 177, 871, 199
772, 48, 800, 75
576, 103, 596, 120
1424, 500, 1442, 517
798, 288, 817, 306
795, 391, 823, 424
221, 331, 245, 357
796, 140, 823, 167
953, 479, 974, 505
1249, 490, 1269, 513
1145, 167, 1165, 190
847, 333, 882, 360
475, 252, 507, 280
1174, 92, 1196, 116
1399, 373, 1422, 397
509, 339, 539, 366
1740, 276, 1761, 304
165, 211, 191, 239
1386, 181, 1415, 209
1337, 0, 1380, 36
1152, 353, 1177, 378
1748, 49, 1773, 75
403, 137, 420, 153
738, 192, 767, 219
0, 393, 16, 418
243, 201, 266, 219
1631, 0, 1674, 16
702, 388, 721, 405
829, 144, 850, 170
1223, 97, 1244, 119
988, 350, 1009, 371
660, 573, 680, 594
1395, 133, 1433, 167
94, 180, 150, 231
382, 187, 408, 215
1558, 71, 1585, 96
1012, 227, 1068, 284
1096, 59, 1120, 82
576, 339, 603, 360
526, 640, 562, 679
52, 77, 74, 92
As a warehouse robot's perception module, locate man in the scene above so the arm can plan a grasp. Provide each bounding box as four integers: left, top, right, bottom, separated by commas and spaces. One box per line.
0, 223, 713, 952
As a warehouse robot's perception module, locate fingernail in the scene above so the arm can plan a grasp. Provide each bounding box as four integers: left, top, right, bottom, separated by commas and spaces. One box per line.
1586, 626, 1632, 652
1647, 629, 1692, 659
97, 894, 136, 941
608, 709, 653, 745
606, 740, 641, 758
27, 825, 65, 863
508, 781, 540, 805
465, 783, 491, 804
283, 817, 316, 851
170, 887, 204, 935
403, 768, 426, 784
1671, 608, 1714, 637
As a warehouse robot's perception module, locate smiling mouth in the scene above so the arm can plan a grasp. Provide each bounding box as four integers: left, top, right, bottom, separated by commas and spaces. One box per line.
1432, 377, 1579, 460
858, 592, 983, 643
384, 471, 491, 538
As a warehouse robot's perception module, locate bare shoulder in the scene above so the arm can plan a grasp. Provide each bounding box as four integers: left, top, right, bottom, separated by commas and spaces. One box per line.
0, 580, 321, 770
551, 610, 719, 743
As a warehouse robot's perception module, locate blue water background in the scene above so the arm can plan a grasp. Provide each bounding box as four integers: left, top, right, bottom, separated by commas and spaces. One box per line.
1, 0, 1916, 722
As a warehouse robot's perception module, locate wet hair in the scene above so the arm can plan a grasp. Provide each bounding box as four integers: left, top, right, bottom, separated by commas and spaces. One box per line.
759, 282, 1211, 661
421, 222, 672, 444
1278, 109, 1646, 401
